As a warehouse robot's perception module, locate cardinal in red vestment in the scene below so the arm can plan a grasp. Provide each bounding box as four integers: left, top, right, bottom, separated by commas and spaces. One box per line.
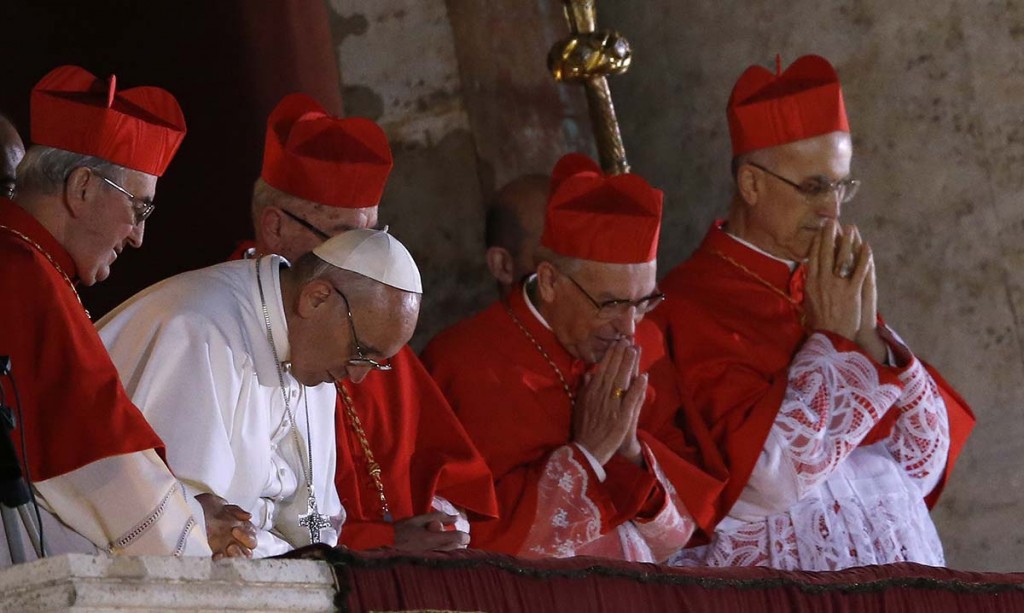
236, 93, 497, 551
422, 153, 727, 562
652, 55, 975, 570
0, 65, 215, 563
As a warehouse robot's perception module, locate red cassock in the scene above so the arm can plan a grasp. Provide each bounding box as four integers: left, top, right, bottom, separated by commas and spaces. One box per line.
0, 198, 164, 482
650, 221, 976, 522
336, 346, 499, 549
226, 242, 498, 548
421, 287, 727, 557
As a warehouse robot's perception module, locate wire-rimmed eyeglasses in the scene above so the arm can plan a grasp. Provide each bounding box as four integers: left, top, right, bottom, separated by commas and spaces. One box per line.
332, 286, 393, 371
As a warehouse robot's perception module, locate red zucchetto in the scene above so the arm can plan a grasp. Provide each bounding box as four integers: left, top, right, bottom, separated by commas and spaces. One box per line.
540, 153, 663, 264
261, 93, 393, 208
728, 54, 849, 158
30, 65, 186, 177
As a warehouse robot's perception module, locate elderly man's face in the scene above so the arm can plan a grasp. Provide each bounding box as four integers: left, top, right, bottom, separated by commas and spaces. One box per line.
288, 281, 418, 387
740, 131, 852, 261
72, 169, 155, 286
275, 203, 378, 262
542, 259, 658, 364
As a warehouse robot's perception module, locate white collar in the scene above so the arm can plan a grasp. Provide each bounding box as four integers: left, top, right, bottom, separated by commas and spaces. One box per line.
522, 274, 553, 331
256, 254, 292, 363
722, 230, 799, 272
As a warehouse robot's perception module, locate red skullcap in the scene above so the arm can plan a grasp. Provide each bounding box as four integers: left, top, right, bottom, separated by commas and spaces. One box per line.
728, 54, 849, 157
30, 65, 186, 176
261, 93, 393, 208
541, 153, 663, 264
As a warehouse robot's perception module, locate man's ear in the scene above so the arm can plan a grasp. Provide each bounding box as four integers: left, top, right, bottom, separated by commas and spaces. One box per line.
736, 163, 762, 207
485, 246, 515, 288
535, 261, 559, 303
63, 166, 94, 218
296, 279, 332, 319
258, 206, 286, 254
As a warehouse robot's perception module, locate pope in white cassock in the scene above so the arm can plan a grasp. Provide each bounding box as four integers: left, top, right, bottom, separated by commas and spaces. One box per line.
98, 229, 423, 557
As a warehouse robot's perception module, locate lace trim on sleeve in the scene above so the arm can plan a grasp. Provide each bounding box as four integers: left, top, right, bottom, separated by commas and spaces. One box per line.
520, 446, 603, 558
108, 482, 177, 553
632, 446, 697, 562
885, 359, 950, 489
774, 333, 903, 497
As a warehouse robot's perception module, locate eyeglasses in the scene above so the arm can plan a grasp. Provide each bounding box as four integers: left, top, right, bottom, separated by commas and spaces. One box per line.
96, 173, 155, 225
281, 208, 330, 241
560, 271, 665, 320
332, 286, 393, 371
746, 162, 860, 204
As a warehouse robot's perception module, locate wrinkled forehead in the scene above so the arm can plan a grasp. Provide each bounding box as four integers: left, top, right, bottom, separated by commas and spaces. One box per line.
767, 131, 853, 177
123, 169, 159, 200
571, 258, 658, 299
302, 201, 380, 232
353, 287, 421, 355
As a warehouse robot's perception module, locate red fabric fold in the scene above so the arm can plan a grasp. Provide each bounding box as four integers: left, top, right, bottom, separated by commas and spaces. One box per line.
651, 221, 975, 522
335, 345, 499, 550
0, 198, 165, 481
422, 286, 726, 555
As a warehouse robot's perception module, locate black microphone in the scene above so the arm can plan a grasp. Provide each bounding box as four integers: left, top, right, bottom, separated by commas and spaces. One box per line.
0, 355, 31, 507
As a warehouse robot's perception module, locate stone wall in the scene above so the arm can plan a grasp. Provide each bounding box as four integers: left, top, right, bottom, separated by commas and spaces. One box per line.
323, 0, 1020, 570
598, 0, 1022, 571
324, 0, 593, 347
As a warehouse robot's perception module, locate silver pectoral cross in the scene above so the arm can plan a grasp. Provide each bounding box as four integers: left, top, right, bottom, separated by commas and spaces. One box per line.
298, 495, 331, 545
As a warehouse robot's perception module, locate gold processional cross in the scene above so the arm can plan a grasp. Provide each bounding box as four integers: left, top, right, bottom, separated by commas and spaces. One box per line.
548, 0, 633, 175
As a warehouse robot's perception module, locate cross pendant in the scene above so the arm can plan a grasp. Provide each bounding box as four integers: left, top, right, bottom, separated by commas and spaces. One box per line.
298, 495, 330, 545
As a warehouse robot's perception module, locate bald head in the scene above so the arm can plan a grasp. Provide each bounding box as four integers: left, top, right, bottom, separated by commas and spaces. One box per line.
0, 115, 25, 197
485, 174, 549, 297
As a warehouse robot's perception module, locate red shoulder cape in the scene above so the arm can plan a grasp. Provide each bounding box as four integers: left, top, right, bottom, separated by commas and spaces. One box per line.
335, 346, 499, 549
422, 287, 726, 554
0, 198, 165, 481
650, 222, 975, 520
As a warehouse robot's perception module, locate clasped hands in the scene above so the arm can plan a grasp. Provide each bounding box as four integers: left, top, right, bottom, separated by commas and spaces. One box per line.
572, 339, 648, 467
804, 220, 888, 363
196, 492, 258, 559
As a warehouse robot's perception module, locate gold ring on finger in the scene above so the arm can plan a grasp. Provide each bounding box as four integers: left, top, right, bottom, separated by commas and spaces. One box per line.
611, 388, 626, 400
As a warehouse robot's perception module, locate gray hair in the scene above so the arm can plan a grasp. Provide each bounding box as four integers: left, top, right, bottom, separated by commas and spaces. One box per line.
534, 246, 584, 276
16, 146, 128, 194
251, 177, 321, 226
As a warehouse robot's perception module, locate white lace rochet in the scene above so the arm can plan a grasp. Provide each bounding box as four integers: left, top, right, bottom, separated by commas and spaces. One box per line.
670, 332, 950, 570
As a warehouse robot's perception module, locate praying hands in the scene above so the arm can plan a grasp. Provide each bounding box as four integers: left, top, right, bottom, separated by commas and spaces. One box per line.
572, 340, 648, 467
804, 220, 887, 363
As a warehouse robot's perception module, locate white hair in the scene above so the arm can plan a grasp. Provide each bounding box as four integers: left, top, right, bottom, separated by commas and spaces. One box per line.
16, 146, 128, 194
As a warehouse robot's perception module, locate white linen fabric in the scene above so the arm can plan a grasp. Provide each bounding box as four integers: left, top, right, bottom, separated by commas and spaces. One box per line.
520, 444, 696, 563
669, 332, 949, 570
98, 256, 343, 558
0, 449, 210, 567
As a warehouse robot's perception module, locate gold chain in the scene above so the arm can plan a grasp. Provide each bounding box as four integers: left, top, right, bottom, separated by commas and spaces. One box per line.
711, 249, 806, 325
504, 304, 576, 406
0, 223, 89, 318
337, 382, 392, 522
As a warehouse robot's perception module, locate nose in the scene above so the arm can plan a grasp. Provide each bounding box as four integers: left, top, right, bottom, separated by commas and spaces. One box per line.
126, 220, 145, 248
612, 306, 638, 337
817, 191, 842, 220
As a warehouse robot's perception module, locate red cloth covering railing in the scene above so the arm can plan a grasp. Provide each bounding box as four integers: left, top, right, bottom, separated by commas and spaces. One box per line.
282, 546, 1024, 612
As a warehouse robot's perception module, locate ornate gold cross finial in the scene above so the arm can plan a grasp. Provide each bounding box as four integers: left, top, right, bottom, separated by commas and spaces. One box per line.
548, 0, 632, 175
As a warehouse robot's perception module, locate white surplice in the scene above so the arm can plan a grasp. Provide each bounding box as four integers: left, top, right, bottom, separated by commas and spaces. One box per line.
97, 256, 343, 558
0, 449, 211, 566
669, 332, 949, 570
